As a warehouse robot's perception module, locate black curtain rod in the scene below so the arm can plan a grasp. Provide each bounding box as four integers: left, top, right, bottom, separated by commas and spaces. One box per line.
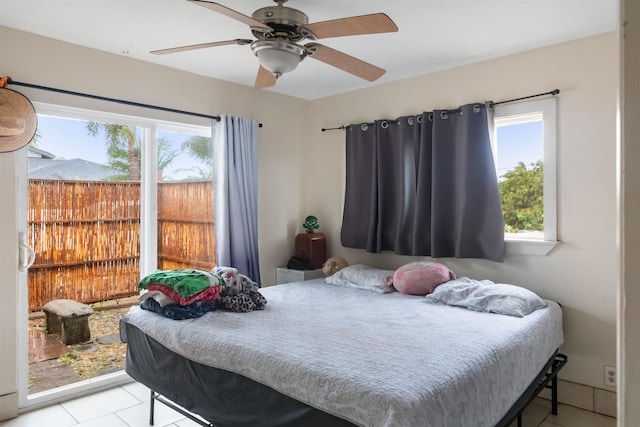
487, 89, 560, 108
321, 125, 347, 132
321, 89, 560, 132
6, 76, 263, 127
7, 77, 221, 121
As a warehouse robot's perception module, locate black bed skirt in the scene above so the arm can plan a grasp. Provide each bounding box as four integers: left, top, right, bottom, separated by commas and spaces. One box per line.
122, 321, 357, 427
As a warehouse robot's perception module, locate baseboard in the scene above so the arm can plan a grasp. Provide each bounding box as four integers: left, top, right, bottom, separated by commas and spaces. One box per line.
538, 379, 616, 418
0, 392, 18, 422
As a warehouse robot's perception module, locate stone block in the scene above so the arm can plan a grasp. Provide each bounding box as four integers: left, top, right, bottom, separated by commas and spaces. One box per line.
43, 299, 93, 345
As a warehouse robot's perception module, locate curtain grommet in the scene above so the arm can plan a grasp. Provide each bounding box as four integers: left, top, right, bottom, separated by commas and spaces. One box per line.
417, 115, 423, 124
381, 121, 388, 129
473, 104, 481, 113
361, 123, 368, 131
428, 113, 434, 122
440, 111, 448, 120
408, 117, 414, 125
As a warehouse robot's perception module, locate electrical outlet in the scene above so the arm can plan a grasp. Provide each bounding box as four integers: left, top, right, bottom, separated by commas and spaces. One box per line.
604, 365, 616, 387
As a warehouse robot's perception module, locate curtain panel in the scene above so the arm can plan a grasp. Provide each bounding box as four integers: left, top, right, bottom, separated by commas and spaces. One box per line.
341, 103, 505, 262
213, 115, 262, 284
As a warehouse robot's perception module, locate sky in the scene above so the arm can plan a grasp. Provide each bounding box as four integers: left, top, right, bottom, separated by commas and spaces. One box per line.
33, 115, 210, 180
496, 120, 543, 177
35, 116, 107, 164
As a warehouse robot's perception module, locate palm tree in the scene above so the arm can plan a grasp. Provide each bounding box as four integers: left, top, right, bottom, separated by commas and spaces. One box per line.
156, 138, 179, 181
87, 123, 140, 180
181, 136, 213, 179
86, 123, 179, 181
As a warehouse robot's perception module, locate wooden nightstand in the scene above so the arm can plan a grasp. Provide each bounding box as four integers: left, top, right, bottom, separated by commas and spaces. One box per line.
276, 267, 325, 284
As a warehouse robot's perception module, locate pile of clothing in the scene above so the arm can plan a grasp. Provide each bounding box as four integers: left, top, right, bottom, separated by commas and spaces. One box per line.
138, 267, 267, 320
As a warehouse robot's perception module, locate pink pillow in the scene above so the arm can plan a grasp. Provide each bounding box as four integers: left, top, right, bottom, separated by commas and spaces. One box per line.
388, 262, 456, 296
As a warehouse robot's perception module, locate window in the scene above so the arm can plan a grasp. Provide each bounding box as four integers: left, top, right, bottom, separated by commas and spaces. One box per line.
492, 98, 559, 255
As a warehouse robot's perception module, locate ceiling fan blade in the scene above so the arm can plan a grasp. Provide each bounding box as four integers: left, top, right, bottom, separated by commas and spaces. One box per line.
305, 43, 385, 82
302, 13, 398, 40
150, 39, 252, 55
255, 66, 277, 89
187, 0, 271, 32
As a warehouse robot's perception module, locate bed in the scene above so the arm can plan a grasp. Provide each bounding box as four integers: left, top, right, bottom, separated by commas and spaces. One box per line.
120, 276, 566, 427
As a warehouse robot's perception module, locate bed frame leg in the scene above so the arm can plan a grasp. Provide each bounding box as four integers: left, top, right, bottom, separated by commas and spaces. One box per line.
150, 390, 156, 425
551, 373, 559, 415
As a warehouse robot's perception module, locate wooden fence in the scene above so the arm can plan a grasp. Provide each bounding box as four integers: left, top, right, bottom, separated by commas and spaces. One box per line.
28, 179, 215, 311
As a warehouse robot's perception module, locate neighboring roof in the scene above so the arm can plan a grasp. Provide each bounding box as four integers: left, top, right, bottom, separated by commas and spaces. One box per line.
28, 158, 121, 181
28, 146, 56, 159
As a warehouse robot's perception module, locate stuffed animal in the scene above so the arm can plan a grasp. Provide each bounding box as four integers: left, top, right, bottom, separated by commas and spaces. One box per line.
387, 261, 456, 296
322, 257, 349, 277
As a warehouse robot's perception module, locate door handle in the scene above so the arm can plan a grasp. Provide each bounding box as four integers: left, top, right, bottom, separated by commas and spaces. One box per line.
18, 231, 35, 272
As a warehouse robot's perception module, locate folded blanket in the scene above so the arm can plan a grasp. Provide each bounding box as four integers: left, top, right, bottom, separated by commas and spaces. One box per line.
140, 297, 218, 320
138, 269, 224, 298
147, 284, 221, 306
138, 290, 176, 307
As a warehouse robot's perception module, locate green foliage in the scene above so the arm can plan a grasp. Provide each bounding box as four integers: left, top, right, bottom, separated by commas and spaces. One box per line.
86, 122, 179, 181
87, 122, 140, 181
156, 138, 180, 181
303, 215, 319, 233
498, 160, 544, 232
180, 136, 213, 179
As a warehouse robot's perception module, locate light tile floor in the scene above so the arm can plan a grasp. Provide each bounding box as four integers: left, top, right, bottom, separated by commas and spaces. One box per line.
0, 382, 617, 427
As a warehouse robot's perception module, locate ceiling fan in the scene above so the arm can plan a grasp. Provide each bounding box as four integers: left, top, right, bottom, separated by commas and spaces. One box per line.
151, 0, 398, 88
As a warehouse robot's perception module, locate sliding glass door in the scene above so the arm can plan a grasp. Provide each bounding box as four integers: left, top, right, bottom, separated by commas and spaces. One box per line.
19, 103, 212, 408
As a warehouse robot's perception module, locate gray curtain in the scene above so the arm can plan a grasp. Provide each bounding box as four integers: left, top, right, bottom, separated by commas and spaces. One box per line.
213, 115, 262, 284
341, 103, 504, 262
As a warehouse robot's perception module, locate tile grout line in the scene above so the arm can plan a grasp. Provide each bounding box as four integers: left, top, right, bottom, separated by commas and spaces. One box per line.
58, 402, 80, 426
116, 385, 141, 427
119, 384, 144, 402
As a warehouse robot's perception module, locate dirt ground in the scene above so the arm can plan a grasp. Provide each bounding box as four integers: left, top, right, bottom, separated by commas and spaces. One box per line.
29, 306, 131, 380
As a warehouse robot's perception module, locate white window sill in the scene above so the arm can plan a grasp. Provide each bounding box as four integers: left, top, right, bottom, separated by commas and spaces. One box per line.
505, 238, 560, 256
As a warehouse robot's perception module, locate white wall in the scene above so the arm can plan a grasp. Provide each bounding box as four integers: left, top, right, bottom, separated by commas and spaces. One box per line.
305, 33, 619, 390
0, 151, 21, 420
620, 0, 640, 423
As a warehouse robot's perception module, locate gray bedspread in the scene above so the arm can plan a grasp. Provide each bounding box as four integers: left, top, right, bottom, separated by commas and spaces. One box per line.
121, 279, 563, 427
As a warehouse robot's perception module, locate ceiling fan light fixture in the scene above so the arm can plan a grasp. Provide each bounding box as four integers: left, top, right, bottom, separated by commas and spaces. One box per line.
251, 40, 306, 77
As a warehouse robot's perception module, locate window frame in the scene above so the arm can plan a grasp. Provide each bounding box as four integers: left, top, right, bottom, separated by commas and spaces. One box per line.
493, 97, 559, 256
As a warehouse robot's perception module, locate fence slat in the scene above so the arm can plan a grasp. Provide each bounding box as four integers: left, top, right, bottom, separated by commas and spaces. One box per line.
28, 179, 216, 311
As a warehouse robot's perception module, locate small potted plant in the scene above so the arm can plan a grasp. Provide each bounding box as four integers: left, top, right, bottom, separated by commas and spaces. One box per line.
295, 215, 326, 269
302, 215, 320, 233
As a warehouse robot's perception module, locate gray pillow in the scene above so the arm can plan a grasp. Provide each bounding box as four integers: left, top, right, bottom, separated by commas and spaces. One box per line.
425, 277, 547, 317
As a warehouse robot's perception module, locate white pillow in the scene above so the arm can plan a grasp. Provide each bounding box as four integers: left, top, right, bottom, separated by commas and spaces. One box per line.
425, 276, 547, 317
325, 264, 395, 293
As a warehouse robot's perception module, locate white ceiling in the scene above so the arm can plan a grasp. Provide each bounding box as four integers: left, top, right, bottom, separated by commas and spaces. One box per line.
1, 0, 618, 100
